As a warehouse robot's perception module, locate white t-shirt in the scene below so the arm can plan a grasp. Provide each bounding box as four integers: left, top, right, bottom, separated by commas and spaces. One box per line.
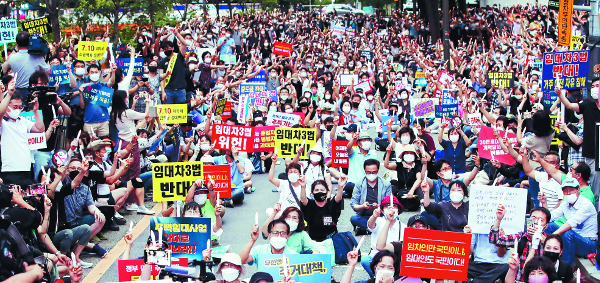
90, 161, 112, 198
535, 171, 563, 210
276, 181, 302, 217
115, 109, 146, 141
242, 158, 253, 178
302, 163, 330, 199
368, 217, 407, 257
0, 117, 34, 172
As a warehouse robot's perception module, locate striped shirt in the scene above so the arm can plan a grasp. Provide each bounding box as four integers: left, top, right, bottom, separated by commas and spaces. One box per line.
535, 171, 563, 210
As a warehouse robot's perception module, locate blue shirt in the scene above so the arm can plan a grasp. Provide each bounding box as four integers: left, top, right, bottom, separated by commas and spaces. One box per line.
472, 233, 510, 264
440, 139, 467, 173
213, 155, 244, 190
81, 82, 110, 123
432, 177, 464, 203
348, 149, 376, 184
218, 37, 236, 55
70, 77, 91, 106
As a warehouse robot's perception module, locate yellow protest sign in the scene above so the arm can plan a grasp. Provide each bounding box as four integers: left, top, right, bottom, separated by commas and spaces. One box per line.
274, 128, 317, 159
152, 162, 203, 201
157, 104, 188, 124
549, 116, 561, 145
570, 35, 585, 50
78, 41, 108, 61
415, 72, 425, 79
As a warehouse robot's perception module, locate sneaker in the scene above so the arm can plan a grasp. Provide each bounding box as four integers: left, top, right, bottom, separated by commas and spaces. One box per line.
107, 223, 119, 231
251, 187, 256, 192
125, 203, 139, 211
79, 260, 93, 268
114, 212, 124, 219
224, 199, 234, 208
93, 244, 107, 258
114, 217, 126, 225
97, 232, 108, 240
137, 206, 155, 215
90, 235, 101, 243
244, 188, 252, 194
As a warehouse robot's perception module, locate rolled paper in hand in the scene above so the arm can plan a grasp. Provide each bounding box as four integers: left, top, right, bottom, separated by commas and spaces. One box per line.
255, 212, 259, 225
355, 235, 365, 252
129, 221, 133, 232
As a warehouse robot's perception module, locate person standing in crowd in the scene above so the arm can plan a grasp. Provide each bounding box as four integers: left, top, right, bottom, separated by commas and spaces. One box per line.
3, 31, 50, 98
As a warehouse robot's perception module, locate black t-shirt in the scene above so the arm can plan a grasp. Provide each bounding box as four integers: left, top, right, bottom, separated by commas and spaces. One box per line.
394, 163, 422, 192
159, 53, 187, 90
508, 96, 532, 116
39, 104, 58, 152
300, 198, 342, 242
578, 98, 600, 158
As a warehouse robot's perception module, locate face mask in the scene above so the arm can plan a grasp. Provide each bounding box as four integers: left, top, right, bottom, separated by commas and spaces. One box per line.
286, 220, 299, 231
591, 87, 599, 99
7, 107, 20, 119
75, 68, 85, 76
101, 151, 109, 162
269, 106, 277, 112
281, 95, 289, 101
528, 277, 549, 283
164, 50, 173, 57
221, 268, 240, 282
200, 144, 211, 151
449, 134, 459, 142
306, 59, 312, 63
225, 33, 231, 38
194, 193, 208, 205
544, 251, 560, 262
342, 106, 351, 113
403, 154, 415, 163
310, 154, 321, 163
314, 192, 327, 202
366, 174, 377, 182
449, 192, 464, 203
270, 73, 277, 78
352, 102, 360, 108
89, 73, 100, 82
367, 95, 374, 101
300, 72, 307, 77
375, 270, 395, 283
285, 108, 293, 113
288, 173, 300, 183
316, 65, 323, 69
400, 93, 408, 99
142, 32, 148, 36
441, 170, 453, 180
514, 94, 523, 100
326, 125, 334, 131
564, 193, 578, 204
361, 141, 372, 151
69, 170, 80, 180
148, 66, 158, 73
189, 64, 197, 70
304, 92, 311, 98
270, 236, 287, 249
400, 136, 410, 145
159, 52, 166, 58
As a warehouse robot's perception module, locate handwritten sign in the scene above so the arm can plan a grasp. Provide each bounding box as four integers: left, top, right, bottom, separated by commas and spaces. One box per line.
275, 128, 317, 159
150, 217, 210, 261
468, 113, 483, 132
558, 0, 573, 46
437, 70, 454, 85
115, 58, 144, 77
253, 126, 276, 152
352, 80, 372, 93
0, 19, 17, 43
340, 74, 359, 86
28, 133, 47, 150
410, 98, 436, 118
257, 254, 331, 283
82, 84, 114, 107
266, 112, 301, 127
212, 124, 255, 152
152, 162, 203, 202
476, 126, 518, 165
332, 140, 349, 168
401, 228, 472, 281
541, 50, 589, 91
156, 104, 188, 124
78, 41, 108, 61
273, 41, 293, 57
118, 258, 188, 281
468, 185, 527, 235
214, 98, 227, 116
486, 72, 514, 88
203, 165, 231, 198
48, 65, 70, 86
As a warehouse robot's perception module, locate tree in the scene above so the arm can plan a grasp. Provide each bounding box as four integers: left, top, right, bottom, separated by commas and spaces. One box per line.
21, 0, 77, 42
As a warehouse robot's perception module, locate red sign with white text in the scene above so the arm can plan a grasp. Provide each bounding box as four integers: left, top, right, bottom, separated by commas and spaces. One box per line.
221, 101, 232, 120
204, 165, 232, 198
332, 140, 349, 168
118, 258, 188, 281
476, 126, 518, 166
273, 41, 293, 57
212, 124, 255, 152
400, 228, 471, 281
253, 126, 276, 152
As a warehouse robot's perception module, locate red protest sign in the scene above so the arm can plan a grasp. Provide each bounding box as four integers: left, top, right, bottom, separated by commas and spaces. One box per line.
221, 101, 232, 120
291, 112, 306, 125
476, 126, 518, 166
254, 126, 276, 152
400, 228, 471, 281
118, 258, 188, 281
212, 124, 255, 152
332, 140, 349, 168
204, 165, 231, 198
273, 41, 293, 57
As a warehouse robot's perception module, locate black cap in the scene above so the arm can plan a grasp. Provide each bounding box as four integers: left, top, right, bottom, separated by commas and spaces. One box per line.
343, 123, 358, 133
407, 215, 429, 228
249, 272, 274, 283
253, 110, 263, 118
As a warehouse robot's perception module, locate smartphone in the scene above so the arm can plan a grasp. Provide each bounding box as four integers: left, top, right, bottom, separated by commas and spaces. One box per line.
28, 184, 47, 196
144, 249, 172, 266
141, 77, 148, 82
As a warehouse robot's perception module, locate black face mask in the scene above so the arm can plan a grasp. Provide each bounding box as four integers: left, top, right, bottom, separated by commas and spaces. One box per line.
326, 125, 334, 131
313, 192, 327, 202
164, 50, 173, 57
544, 251, 560, 262
352, 102, 360, 108
299, 102, 308, 108
148, 66, 158, 72
69, 170, 80, 180
390, 110, 397, 116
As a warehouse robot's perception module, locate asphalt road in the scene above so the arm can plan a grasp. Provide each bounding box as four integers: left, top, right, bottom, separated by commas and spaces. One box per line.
82, 148, 424, 283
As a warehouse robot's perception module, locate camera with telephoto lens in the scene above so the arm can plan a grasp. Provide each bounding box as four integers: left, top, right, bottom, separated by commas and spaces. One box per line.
25, 86, 55, 111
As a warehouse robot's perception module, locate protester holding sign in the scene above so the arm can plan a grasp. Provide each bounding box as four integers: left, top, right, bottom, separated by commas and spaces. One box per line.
438, 122, 472, 174
240, 219, 298, 265
214, 146, 245, 207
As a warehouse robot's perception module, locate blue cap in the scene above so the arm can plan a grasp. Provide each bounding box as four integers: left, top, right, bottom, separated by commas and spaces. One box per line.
561, 177, 580, 189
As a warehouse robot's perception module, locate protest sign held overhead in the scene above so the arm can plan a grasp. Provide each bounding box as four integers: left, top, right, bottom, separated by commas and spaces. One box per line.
203, 165, 231, 198
240, 83, 278, 107
0, 19, 17, 43
212, 124, 255, 152
48, 65, 70, 86
266, 112, 301, 127
257, 254, 331, 283
22, 16, 51, 35
253, 126, 276, 152
115, 58, 144, 77
82, 84, 114, 107
486, 72, 514, 88
152, 162, 203, 201
78, 41, 108, 61
275, 128, 317, 159
273, 41, 293, 56
156, 104, 187, 124
150, 217, 210, 260
410, 98, 436, 118
332, 140, 349, 168
476, 126, 518, 165
468, 185, 528, 235
541, 50, 589, 91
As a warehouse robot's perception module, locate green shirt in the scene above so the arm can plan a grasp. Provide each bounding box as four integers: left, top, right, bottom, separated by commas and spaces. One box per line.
555, 175, 594, 225
285, 231, 318, 254
249, 244, 298, 265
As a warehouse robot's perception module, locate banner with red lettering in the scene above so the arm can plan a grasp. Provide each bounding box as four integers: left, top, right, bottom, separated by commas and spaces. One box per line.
266, 112, 301, 127
221, 101, 232, 120
212, 124, 255, 152
150, 217, 210, 261
273, 41, 293, 57
118, 258, 188, 281
332, 140, 349, 168
400, 228, 471, 281
476, 126, 518, 166
253, 126, 276, 152
204, 165, 231, 198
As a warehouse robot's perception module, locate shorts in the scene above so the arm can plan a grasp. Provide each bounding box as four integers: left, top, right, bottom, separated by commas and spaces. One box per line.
84, 121, 110, 138
72, 214, 95, 227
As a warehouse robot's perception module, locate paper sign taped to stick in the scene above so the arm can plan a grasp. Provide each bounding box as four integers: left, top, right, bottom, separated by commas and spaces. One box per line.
150, 217, 210, 260
486, 72, 515, 88
152, 162, 203, 201
275, 128, 317, 159
156, 104, 187, 124
476, 126, 518, 165
541, 50, 589, 91
352, 80, 372, 93
78, 41, 108, 61
340, 74, 359, 86
468, 185, 527, 235
214, 98, 227, 116
203, 165, 231, 198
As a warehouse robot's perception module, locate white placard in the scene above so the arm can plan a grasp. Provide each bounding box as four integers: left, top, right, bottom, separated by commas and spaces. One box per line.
468, 185, 527, 235
352, 80, 372, 93
28, 132, 47, 150
266, 112, 301, 127
340, 74, 359, 86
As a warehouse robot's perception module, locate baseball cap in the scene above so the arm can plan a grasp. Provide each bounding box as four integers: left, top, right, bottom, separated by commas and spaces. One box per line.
87, 139, 112, 151
407, 215, 430, 228
343, 123, 358, 133
561, 177, 580, 189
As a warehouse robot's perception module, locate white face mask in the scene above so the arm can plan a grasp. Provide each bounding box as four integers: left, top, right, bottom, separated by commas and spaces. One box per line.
361, 141, 372, 150
367, 95, 374, 100
403, 154, 415, 163
514, 94, 523, 100
288, 173, 300, 183
200, 144, 211, 151
285, 108, 293, 113
300, 72, 307, 77
400, 136, 410, 145
564, 193, 578, 204
89, 73, 100, 82
269, 106, 277, 112
342, 106, 351, 113
441, 170, 453, 180
286, 220, 299, 231
7, 107, 20, 119
269, 236, 287, 250
400, 93, 408, 99
159, 52, 166, 58
75, 68, 85, 76
449, 192, 464, 203
366, 174, 377, 182
591, 87, 599, 99
310, 154, 321, 163
194, 193, 208, 205
325, 94, 331, 99
281, 95, 289, 101
449, 134, 459, 142
375, 269, 395, 283
221, 268, 240, 282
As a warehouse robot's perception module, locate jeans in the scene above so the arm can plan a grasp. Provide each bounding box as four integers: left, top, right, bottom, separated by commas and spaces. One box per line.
545, 222, 597, 267
52, 225, 92, 252
360, 255, 375, 278
350, 213, 369, 229
33, 150, 53, 181
164, 88, 187, 104
140, 171, 153, 193
585, 157, 600, 206
528, 176, 540, 207
228, 186, 244, 204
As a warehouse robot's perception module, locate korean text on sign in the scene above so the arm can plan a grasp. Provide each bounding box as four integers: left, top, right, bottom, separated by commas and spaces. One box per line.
476, 126, 518, 166
48, 65, 70, 86
22, 16, 51, 35
151, 217, 210, 261
468, 185, 527, 235
115, 58, 144, 77
214, 98, 227, 116
82, 84, 114, 108
400, 228, 472, 281
204, 165, 232, 198
157, 104, 188, 124
118, 258, 188, 281
0, 19, 17, 43
152, 162, 203, 201
254, 126, 276, 152
258, 254, 331, 283
410, 98, 436, 118
541, 50, 589, 91
266, 112, 301, 127
486, 72, 514, 88
240, 83, 278, 107
332, 140, 349, 168
275, 128, 317, 159
273, 41, 293, 57
212, 124, 255, 152
78, 41, 108, 61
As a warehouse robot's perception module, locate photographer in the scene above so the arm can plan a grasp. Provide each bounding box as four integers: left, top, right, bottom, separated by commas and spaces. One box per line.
30, 69, 72, 180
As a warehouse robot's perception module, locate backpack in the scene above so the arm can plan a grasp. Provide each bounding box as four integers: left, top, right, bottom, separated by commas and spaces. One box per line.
332, 231, 358, 264
250, 154, 262, 174
28, 34, 49, 56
